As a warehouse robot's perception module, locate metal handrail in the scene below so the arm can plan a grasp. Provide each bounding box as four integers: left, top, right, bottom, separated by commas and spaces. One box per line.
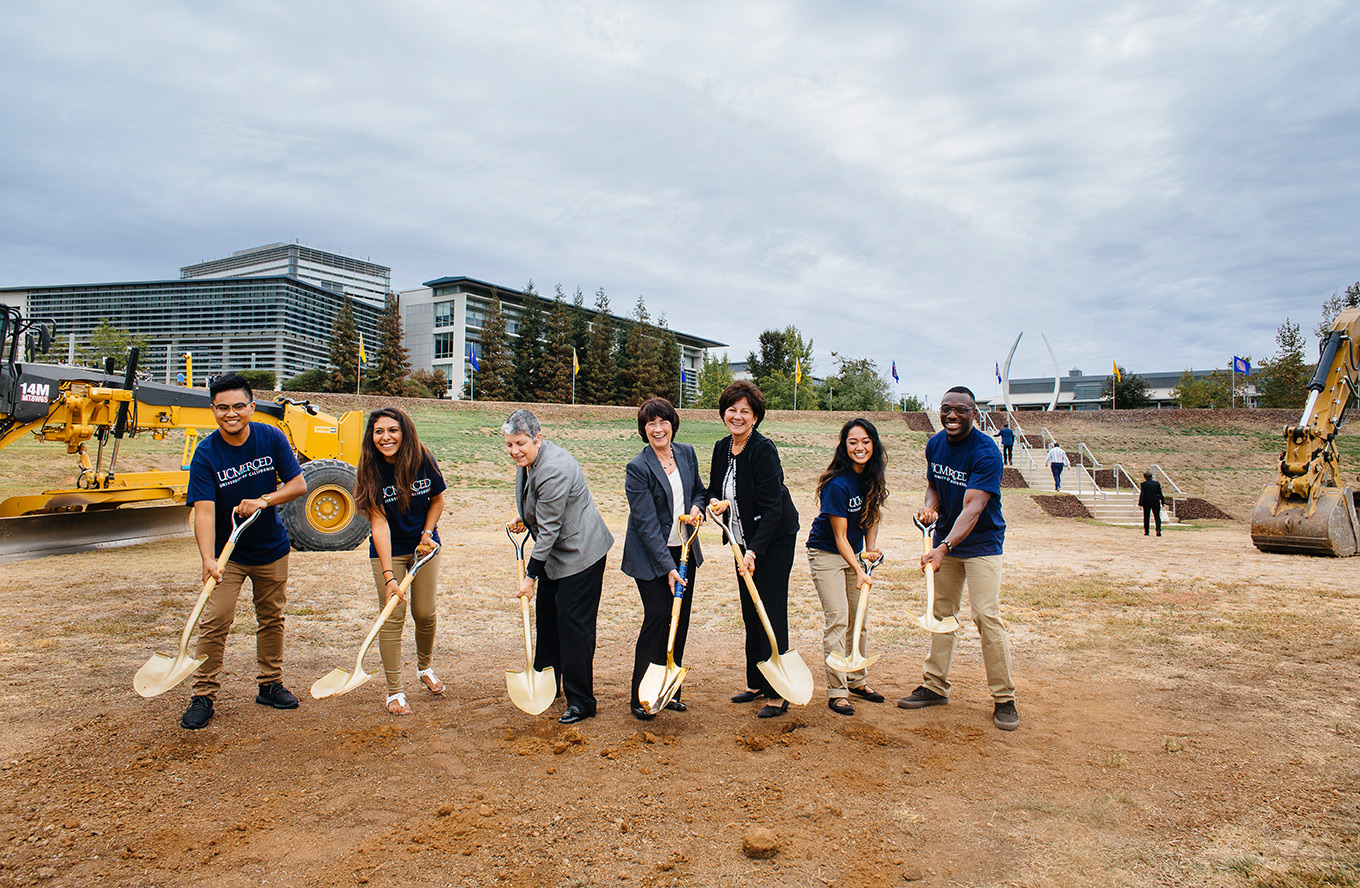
1041, 427, 1057, 451
1108, 463, 1141, 494
1077, 442, 1102, 472
1150, 464, 1186, 519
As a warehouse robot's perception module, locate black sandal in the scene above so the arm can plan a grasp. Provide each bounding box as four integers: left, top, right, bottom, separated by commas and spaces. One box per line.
828, 698, 854, 716
848, 685, 885, 703
731, 689, 765, 703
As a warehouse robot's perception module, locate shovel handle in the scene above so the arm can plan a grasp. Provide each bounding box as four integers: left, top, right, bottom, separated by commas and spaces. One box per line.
174, 509, 263, 658
707, 502, 782, 652
350, 542, 441, 673
519, 596, 535, 666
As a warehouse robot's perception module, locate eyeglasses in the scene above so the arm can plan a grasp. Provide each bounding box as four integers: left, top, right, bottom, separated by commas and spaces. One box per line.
938, 405, 974, 416
212, 402, 252, 415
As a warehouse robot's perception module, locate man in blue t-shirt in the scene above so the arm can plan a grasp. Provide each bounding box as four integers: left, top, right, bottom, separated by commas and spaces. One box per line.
898, 386, 1019, 731
179, 374, 308, 730
997, 422, 1014, 465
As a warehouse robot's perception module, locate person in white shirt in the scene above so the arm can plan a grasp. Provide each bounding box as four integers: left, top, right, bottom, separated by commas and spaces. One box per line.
1046, 442, 1070, 491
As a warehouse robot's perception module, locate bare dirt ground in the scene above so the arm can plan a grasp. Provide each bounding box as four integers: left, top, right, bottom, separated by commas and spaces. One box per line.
1, 406, 1358, 888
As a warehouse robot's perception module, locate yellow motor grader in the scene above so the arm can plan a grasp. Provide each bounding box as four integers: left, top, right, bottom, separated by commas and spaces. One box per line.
1251, 306, 1360, 556
0, 305, 369, 560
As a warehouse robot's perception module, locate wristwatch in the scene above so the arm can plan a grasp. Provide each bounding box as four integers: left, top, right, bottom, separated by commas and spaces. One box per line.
941, 540, 952, 553
261, 493, 272, 506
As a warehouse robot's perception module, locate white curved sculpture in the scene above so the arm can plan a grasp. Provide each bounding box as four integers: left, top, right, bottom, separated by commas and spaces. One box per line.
1001, 332, 1062, 413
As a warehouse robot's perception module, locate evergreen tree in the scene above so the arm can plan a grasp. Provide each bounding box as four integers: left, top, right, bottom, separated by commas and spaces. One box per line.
82, 319, 148, 371
1101, 365, 1152, 409
655, 314, 682, 406
371, 293, 410, 395
820, 356, 891, 411
512, 281, 546, 401
570, 287, 591, 356
695, 351, 733, 409
620, 296, 661, 405
580, 288, 617, 405
326, 298, 360, 393
1256, 318, 1310, 408
1316, 282, 1360, 343
539, 286, 575, 403
475, 294, 514, 401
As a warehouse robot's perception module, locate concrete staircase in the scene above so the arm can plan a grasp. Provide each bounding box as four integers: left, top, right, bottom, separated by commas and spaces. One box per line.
1010, 437, 1182, 529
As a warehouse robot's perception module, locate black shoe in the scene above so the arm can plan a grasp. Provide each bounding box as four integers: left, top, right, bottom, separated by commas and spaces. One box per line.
756, 701, 789, 719
664, 699, 686, 713
731, 689, 765, 703
848, 685, 885, 703
630, 704, 656, 721
828, 698, 854, 716
558, 705, 592, 725
255, 682, 299, 710
993, 700, 1020, 731
180, 696, 214, 730
897, 686, 948, 709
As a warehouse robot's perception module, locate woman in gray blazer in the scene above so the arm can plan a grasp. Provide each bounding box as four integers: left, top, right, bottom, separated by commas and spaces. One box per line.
621, 398, 706, 721
505, 409, 615, 725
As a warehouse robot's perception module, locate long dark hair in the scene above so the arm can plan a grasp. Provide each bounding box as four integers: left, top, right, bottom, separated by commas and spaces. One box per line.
355, 407, 435, 517
815, 418, 888, 530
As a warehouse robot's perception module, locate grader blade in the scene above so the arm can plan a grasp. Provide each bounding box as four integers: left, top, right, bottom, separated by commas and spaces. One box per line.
0, 505, 193, 562
1250, 485, 1359, 557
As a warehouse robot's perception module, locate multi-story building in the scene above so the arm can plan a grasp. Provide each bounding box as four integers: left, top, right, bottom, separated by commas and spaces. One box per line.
400, 276, 725, 402
181, 243, 391, 308
985, 368, 1259, 411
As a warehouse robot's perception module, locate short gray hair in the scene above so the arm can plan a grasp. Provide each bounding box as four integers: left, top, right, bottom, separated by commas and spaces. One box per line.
502, 409, 541, 438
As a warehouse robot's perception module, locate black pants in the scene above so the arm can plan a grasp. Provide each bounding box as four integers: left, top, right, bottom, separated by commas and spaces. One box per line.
1002, 444, 1013, 465
1143, 506, 1162, 535
630, 546, 698, 707
534, 555, 607, 714
736, 532, 796, 698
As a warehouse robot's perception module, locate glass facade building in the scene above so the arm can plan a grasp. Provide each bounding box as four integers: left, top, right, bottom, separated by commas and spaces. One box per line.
181, 243, 391, 309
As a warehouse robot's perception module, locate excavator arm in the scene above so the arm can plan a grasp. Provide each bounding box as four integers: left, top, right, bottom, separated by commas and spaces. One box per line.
1251, 306, 1360, 556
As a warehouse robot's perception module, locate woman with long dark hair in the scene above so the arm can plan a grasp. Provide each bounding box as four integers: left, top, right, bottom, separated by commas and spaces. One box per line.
807, 418, 888, 715
707, 380, 800, 718
354, 407, 446, 715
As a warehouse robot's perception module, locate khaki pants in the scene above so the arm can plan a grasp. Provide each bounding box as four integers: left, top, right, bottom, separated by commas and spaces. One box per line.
192, 554, 289, 699
921, 554, 1015, 703
370, 550, 441, 695
808, 548, 872, 697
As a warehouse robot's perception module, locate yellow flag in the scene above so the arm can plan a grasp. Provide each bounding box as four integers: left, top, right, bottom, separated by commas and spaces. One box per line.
796, 358, 802, 384
359, 333, 367, 364
1112, 359, 1121, 382
572, 347, 579, 376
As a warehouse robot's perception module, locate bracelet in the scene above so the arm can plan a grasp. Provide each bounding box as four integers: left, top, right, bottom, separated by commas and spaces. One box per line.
942, 540, 952, 553
383, 570, 394, 577
421, 529, 434, 536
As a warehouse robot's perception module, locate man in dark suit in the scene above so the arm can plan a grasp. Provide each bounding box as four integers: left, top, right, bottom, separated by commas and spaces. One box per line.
1139, 469, 1167, 536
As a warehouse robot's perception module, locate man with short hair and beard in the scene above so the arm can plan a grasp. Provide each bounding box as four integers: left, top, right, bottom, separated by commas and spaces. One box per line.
898, 386, 1018, 731
179, 373, 308, 730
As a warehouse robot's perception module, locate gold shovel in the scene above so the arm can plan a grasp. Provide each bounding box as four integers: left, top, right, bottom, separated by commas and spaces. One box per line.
637, 514, 700, 714
134, 508, 263, 698
504, 522, 557, 715
706, 501, 813, 705
826, 549, 884, 673
914, 515, 961, 634
310, 542, 442, 699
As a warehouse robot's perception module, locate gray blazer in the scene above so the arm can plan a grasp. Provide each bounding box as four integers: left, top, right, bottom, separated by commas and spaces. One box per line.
620, 442, 706, 581
515, 439, 614, 580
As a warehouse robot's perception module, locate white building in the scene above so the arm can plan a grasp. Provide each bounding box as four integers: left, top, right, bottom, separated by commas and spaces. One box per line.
182, 243, 391, 308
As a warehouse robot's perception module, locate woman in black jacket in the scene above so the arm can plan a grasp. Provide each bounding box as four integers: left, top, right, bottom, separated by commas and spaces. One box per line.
707, 380, 800, 718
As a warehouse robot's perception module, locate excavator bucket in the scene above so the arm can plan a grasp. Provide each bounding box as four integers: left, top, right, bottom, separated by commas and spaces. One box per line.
1250, 484, 1360, 557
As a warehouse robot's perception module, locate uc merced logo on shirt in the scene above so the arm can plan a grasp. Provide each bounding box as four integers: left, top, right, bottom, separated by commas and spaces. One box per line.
931, 462, 969, 488
217, 456, 275, 487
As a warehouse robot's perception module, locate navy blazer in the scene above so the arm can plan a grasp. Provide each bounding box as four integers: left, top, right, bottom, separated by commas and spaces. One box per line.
621, 442, 706, 580
707, 430, 799, 557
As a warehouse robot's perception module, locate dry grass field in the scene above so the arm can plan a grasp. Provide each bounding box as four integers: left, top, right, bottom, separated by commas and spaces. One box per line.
0, 401, 1358, 888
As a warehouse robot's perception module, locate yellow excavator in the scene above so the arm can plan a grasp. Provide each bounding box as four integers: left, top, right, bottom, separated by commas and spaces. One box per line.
1251, 306, 1360, 556
0, 304, 369, 560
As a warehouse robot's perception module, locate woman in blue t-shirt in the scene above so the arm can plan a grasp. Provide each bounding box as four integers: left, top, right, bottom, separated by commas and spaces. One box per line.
806, 418, 888, 715
354, 407, 447, 715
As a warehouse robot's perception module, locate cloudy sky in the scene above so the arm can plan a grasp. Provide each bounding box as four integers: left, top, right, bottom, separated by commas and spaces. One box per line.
2, 1, 1357, 402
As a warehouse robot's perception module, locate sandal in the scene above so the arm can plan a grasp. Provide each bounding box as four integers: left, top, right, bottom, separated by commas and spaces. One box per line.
848, 685, 885, 703
386, 692, 411, 715
731, 689, 765, 703
828, 697, 854, 716
417, 668, 445, 695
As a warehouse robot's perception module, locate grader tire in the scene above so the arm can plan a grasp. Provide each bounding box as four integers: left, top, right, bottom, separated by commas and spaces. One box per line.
282, 459, 369, 552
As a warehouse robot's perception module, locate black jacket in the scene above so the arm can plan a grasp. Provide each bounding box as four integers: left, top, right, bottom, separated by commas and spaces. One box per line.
621, 442, 707, 580
1138, 478, 1166, 509
707, 430, 799, 556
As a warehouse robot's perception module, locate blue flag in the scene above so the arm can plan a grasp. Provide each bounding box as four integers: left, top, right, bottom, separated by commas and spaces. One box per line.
995, 361, 1002, 384
680, 368, 687, 384
891, 361, 899, 383
469, 345, 480, 372
1233, 355, 1250, 375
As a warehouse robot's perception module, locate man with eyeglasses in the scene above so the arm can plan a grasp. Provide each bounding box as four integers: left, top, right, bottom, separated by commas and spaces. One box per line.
179, 374, 308, 729
898, 386, 1018, 731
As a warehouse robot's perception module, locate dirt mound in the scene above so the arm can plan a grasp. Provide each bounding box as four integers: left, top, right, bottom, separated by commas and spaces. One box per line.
1001, 467, 1027, 488
1032, 494, 1092, 518
1176, 497, 1234, 520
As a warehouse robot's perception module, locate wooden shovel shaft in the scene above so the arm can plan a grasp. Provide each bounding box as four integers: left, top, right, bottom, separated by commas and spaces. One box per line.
847, 581, 870, 660
171, 508, 262, 660
345, 543, 440, 675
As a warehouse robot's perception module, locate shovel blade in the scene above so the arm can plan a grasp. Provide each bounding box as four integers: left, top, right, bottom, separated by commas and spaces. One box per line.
641, 664, 688, 715
637, 662, 667, 712
506, 666, 557, 715
917, 614, 961, 634
757, 650, 814, 705
133, 651, 207, 699
310, 666, 373, 700
825, 651, 881, 674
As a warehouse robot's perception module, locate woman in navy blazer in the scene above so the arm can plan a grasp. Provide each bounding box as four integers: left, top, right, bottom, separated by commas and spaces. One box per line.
621, 397, 705, 720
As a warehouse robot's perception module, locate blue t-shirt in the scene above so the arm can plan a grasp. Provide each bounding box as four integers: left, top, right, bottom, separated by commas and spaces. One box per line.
924, 427, 1005, 557
368, 455, 447, 558
999, 428, 1014, 445
806, 472, 866, 555
186, 423, 303, 565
